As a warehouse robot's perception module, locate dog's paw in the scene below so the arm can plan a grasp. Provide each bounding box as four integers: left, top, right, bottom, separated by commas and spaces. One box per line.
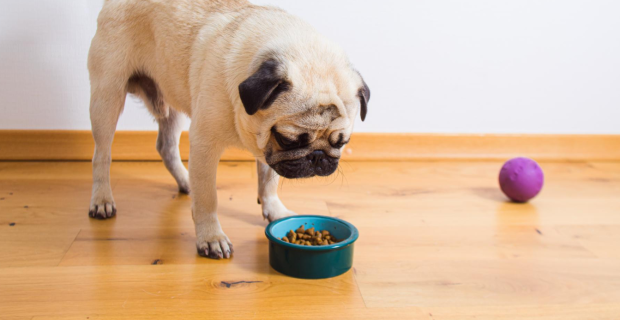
88, 200, 116, 219
176, 173, 190, 195
196, 230, 233, 259
178, 183, 190, 195
261, 198, 297, 222
89, 184, 116, 219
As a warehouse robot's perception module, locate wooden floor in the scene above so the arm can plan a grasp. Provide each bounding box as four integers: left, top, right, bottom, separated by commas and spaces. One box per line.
1, 160, 620, 319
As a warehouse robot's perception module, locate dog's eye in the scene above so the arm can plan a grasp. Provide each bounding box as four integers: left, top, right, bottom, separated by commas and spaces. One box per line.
276, 133, 299, 149
272, 128, 308, 150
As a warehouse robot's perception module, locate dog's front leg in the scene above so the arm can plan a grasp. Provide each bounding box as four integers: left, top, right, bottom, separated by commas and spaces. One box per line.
257, 161, 297, 222
189, 132, 232, 259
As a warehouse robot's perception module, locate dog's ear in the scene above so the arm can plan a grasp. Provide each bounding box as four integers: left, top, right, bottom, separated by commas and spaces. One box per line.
358, 76, 370, 121
239, 59, 290, 115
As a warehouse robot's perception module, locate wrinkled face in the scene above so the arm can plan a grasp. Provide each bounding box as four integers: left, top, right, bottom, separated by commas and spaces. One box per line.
265, 104, 349, 178
239, 59, 370, 179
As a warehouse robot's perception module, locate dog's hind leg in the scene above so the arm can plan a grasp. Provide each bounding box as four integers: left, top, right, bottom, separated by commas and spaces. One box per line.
127, 73, 190, 193
157, 108, 190, 194
88, 76, 127, 219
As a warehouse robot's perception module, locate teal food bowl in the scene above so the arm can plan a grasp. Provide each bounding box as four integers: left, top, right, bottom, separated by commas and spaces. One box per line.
265, 215, 358, 279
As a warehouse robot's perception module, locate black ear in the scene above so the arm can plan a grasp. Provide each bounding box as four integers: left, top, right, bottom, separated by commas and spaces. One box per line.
238, 59, 290, 115
358, 77, 370, 121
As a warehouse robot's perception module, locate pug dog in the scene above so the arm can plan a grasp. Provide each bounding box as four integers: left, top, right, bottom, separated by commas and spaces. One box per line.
88, 0, 370, 259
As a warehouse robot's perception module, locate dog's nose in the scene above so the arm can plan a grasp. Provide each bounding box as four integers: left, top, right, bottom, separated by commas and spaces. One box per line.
306, 150, 326, 164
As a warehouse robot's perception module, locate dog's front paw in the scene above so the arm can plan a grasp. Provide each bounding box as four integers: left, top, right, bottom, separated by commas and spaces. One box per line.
261, 197, 297, 222
196, 229, 233, 259
89, 191, 116, 219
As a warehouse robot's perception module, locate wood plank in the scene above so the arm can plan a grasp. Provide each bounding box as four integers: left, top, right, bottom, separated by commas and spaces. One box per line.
31, 308, 428, 320
30, 304, 620, 320
58, 227, 269, 266
0, 264, 365, 318
419, 304, 620, 320
354, 259, 620, 309
2, 130, 620, 161
327, 197, 620, 228
0, 225, 80, 267
555, 225, 620, 259
353, 225, 597, 263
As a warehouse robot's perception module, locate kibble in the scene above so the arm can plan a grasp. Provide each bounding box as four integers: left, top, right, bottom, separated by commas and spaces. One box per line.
280, 225, 341, 246
287, 230, 297, 242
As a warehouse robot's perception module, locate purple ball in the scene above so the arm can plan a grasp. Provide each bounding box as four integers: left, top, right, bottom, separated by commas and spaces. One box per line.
499, 157, 544, 203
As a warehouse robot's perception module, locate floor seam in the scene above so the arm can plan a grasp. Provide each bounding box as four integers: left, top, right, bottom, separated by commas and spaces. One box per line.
56, 228, 82, 267
352, 267, 368, 309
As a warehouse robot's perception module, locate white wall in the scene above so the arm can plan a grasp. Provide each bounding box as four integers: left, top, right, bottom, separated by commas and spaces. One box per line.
1, 0, 618, 133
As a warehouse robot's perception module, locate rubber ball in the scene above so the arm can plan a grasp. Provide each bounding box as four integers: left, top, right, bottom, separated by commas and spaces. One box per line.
499, 157, 544, 203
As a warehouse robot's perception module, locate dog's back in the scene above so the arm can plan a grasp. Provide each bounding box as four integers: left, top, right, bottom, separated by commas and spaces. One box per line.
95, 0, 252, 46
90, 0, 254, 113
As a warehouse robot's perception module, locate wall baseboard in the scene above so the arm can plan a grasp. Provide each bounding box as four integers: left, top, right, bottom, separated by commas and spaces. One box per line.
0, 130, 619, 161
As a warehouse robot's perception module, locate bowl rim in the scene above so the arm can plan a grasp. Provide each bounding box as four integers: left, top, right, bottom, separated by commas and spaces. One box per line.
265, 215, 359, 251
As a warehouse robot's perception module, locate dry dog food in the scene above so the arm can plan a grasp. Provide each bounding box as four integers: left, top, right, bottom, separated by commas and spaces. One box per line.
280, 225, 340, 246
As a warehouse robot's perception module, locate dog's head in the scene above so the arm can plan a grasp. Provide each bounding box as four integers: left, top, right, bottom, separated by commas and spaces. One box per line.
238, 55, 370, 179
